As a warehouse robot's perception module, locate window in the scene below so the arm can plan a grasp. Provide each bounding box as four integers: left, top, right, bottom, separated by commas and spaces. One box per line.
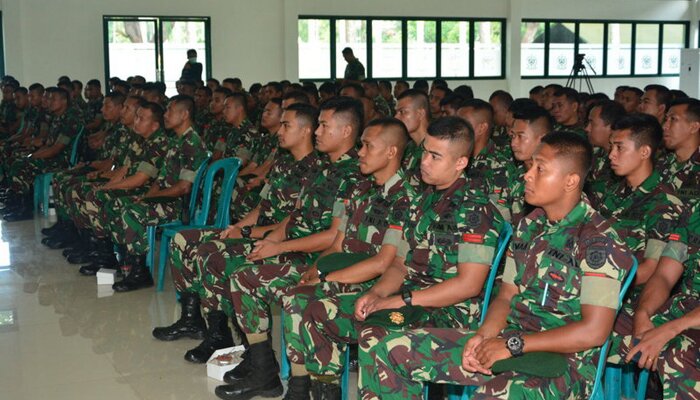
103, 16, 211, 96
298, 16, 505, 80
521, 20, 688, 78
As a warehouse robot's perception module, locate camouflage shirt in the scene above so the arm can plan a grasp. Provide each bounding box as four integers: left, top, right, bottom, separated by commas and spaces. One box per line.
46, 107, 83, 164
491, 125, 511, 147
554, 123, 587, 139
248, 129, 279, 166
130, 128, 169, 178
586, 147, 621, 209
113, 126, 143, 168
216, 118, 256, 162
96, 121, 119, 160
201, 116, 231, 151
373, 95, 392, 117
256, 150, 323, 226
154, 126, 208, 189
656, 146, 700, 210
599, 170, 683, 263
86, 97, 103, 124
401, 139, 425, 190
344, 59, 366, 81
335, 169, 416, 255
467, 139, 517, 217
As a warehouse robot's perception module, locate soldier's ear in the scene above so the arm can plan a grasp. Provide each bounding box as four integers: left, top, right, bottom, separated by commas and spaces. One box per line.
387, 144, 398, 159
564, 171, 580, 193
640, 144, 652, 160
455, 155, 469, 171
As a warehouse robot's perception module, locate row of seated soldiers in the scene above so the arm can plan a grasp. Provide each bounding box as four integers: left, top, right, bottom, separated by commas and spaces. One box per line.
0, 74, 698, 399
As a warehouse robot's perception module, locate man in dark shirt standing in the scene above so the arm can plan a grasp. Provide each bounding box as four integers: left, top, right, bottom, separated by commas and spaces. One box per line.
342, 47, 366, 82
181, 49, 203, 83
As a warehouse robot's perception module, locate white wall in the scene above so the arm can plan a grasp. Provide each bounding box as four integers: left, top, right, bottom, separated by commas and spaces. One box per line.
0, 0, 696, 98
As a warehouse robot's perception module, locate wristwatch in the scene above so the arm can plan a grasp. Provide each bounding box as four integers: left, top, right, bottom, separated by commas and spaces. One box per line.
318, 270, 327, 283
401, 288, 413, 306
240, 225, 252, 239
505, 332, 525, 357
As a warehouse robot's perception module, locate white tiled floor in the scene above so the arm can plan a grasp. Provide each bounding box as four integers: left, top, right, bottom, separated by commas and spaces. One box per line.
0, 217, 294, 400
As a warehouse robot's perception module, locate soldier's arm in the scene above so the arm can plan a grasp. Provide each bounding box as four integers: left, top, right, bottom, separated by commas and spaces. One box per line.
326, 243, 397, 285
637, 201, 683, 285
102, 172, 150, 190
477, 282, 518, 338
144, 179, 192, 198
314, 226, 344, 261
634, 256, 684, 328
103, 165, 128, 180
277, 217, 342, 254
31, 141, 67, 159
366, 255, 408, 298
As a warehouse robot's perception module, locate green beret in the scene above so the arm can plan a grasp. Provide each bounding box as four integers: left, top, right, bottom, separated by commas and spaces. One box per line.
492, 352, 567, 378
362, 306, 431, 329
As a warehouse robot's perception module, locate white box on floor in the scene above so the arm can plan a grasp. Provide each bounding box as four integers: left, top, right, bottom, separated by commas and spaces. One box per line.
97, 285, 114, 298
207, 345, 245, 382
96, 268, 117, 285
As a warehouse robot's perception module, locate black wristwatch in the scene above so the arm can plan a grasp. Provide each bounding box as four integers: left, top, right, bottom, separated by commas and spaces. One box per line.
505, 332, 525, 357
240, 225, 252, 239
401, 288, 413, 306
318, 270, 327, 283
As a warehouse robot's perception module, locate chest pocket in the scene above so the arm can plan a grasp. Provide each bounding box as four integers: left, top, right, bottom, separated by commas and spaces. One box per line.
360, 196, 390, 231
539, 249, 581, 312
429, 206, 460, 258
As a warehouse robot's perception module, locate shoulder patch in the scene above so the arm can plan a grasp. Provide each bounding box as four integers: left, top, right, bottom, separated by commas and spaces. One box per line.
585, 246, 608, 270
466, 212, 482, 228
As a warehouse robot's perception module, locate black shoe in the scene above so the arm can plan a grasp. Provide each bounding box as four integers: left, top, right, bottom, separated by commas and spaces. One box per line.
152, 292, 206, 341
42, 220, 67, 236
184, 311, 233, 363
78, 263, 104, 276
42, 235, 79, 249
223, 348, 253, 383
112, 256, 153, 292
310, 380, 341, 400
4, 206, 33, 222
214, 340, 284, 400
284, 376, 311, 400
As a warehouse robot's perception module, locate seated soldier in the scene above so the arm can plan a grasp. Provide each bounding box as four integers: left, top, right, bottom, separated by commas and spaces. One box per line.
618, 87, 643, 114
614, 202, 699, 400
201, 87, 232, 151
0, 84, 44, 185
364, 132, 633, 400
214, 117, 414, 400
488, 90, 513, 147
393, 89, 430, 189
151, 103, 321, 345
3, 87, 83, 221
584, 100, 626, 208
551, 87, 586, 138
638, 84, 670, 124
213, 92, 255, 164
193, 85, 212, 131
108, 95, 208, 291
83, 79, 104, 133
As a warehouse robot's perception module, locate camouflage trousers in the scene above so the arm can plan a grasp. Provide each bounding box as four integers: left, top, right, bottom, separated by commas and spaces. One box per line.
8, 157, 66, 195
192, 237, 306, 317
229, 177, 264, 223
0, 142, 30, 183
229, 261, 311, 336
51, 168, 93, 220
363, 328, 594, 400
284, 282, 372, 375
109, 196, 181, 255
70, 186, 146, 238
608, 295, 700, 400
168, 228, 224, 296
358, 302, 480, 392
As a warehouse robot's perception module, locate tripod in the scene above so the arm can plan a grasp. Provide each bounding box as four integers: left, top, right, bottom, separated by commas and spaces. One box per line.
566, 53, 596, 93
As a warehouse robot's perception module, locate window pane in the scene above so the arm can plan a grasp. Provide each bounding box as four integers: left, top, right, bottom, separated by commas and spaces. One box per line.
162, 20, 207, 97
577, 23, 604, 77
372, 20, 402, 78
548, 22, 576, 76
335, 20, 367, 78
441, 21, 470, 77
107, 20, 157, 81
298, 19, 331, 79
474, 21, 502, 77
406, 20, 436, 77
521, 22, 545, 76
635, 24, 659, 74
607, 23, 632, 75
662, 24, 685, 74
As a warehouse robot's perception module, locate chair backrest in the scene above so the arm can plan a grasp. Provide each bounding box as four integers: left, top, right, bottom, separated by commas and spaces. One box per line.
589, 256, 639, 399
192, 157, 242, 227
480, 222, 513, 325
69, 126, 85, 166
186, 152, 213, 222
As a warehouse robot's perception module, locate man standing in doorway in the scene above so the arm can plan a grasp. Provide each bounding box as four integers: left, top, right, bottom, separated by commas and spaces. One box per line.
342, 47, 366, 82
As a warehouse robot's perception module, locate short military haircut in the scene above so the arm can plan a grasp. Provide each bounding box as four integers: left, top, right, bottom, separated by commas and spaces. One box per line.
514, 104, 553, 134
592, 100, 626, 126
588, 92, 610, 102
179, 80, 197, 90
142, 82, 161, 96
248, 82, 262, 94
544, 83, 563, 92
643, 84, 671, 109
208, 78, 221, 87
362, 79, 379, 88
427, 116, 475, 157
285, 102, 319, 132
440, 93, 464, 109
225, 92, 248, 110
342, 47, 354, 55
58, 81, 73, 92
459, 98, 495, 126
395, 80, 409, 89
214, 87, 233, 97
529, 85, 544, 95
623, 86, 644, 98
267, 81, 283, 94
432, 86, 452, 96
378, 80, 392, 92
489, 90, 514, 107
105, 91, 126, 107
28, 83, 45, 93
268, 97, 283, 108
509, 98, 539, 116
319, 96, 364, 138
454, 85, 474, 100
319, 81, 338, 96
283, 90, 311, 105
340, 83, 365, 98
140, 101, 165, 127
611, 113, 663, 157
432, 78, 448, 89
540, 131, 593, 184
669, 89, 688, 101
14, 87, 27, 95
223, 77, 243, 89
553, 87, 580, 103
397, 89, 430, 118
49, 87, 71, 105
413, 79, 429, 92
196, 86, 212, 97
113, 81, 130, 93
71, 80, 83, 90
365, 117, 409, 156
169, 94, 195, 122
669, 98, 700, 123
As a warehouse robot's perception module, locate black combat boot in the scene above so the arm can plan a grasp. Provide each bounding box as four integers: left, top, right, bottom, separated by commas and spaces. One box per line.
310, 379, 341, 400
184, 311, 234, 363
283, 376, 311, 400
152, 292, 206, 341
112, 255, 153, 292
214, 339, 284, 400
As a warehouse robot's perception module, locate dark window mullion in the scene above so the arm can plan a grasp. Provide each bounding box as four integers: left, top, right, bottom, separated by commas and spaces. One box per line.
544, 22, 550, 77
657, 23, 664, 75
468, 21, 475, 77
401, 20, 408, 79
367, 19, 373, 79
602, 23, 608, 76
631, 23, 637, 75
436, 20, 442, 78
330, 18, 337, 80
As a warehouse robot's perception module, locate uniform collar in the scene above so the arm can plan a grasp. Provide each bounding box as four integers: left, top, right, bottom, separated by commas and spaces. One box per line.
530, 198, 590, 232
378, 170, 403, 197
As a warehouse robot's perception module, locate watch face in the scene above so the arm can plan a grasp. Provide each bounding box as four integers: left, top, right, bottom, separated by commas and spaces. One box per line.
506, 336, 521, 351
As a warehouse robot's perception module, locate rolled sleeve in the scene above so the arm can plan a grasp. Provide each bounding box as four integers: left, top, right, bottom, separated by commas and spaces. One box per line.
179, 168, 196, 183
660, 240, 688, 263
56, 134, 71, 145
502, 256, 517, 284
397, 238, 410, 259
457, 243, 495, 265
643, 238, 666, 261
259, 183, 271, 201
382, 225, 403, 247
213, 140, 226, 152
580, 275, 621, 309
136, 161, 159, 178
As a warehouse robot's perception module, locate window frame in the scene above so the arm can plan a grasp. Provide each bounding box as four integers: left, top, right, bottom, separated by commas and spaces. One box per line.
102, 15, 212, 86
298, 15, 506, 81
520, 19, 689, 79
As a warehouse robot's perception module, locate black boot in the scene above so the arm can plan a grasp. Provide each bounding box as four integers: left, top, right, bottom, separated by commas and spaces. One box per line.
4, 193, 33, 222
310, 379, 341, 400
284, 376, 311, 400
66, 230, 99, 263
214, 340, 284, 400
152, 292, 206, 341
223, 348, 253, 383
42, 222, 79, 249
42, 219, 68, 236
184, 311, 234, 363
112, 255, 153, 292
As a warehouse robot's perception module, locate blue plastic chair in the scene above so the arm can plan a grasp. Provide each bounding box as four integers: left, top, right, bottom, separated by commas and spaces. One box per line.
146, 155, 243, 291
34, 126, 85, 215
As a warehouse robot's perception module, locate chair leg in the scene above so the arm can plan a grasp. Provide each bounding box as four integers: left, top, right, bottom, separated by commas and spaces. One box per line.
33, 175, 43, 214
146, 226, 156, 275
341, 346, 350, 400
604, 364, 622, 400
43, 178, 51, 216
636, 369, 649, 400
279, 310, 290, 380
622, 364, 637, 399
157, 232, 171, 292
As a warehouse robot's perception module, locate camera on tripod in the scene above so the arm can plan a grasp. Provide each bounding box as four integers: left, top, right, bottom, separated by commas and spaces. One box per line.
567, 53, 595, 93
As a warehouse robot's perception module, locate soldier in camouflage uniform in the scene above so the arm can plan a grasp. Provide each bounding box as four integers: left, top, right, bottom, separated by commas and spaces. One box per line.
200, 87, 232, 151
489, 90, 514, 147
551, 87, 587, 139
193, 86, 213, 132
151, 103, 321, 348
4, 87, 83, 221
213, 92, 255, 164
394, 89, 430, 189
364, 132, 633, 400
658, 98, 700, 209
216, 118, 414, 399
583, 100, 626, 209
362, 80, 392, 117
611, 202, 700, 400
0, 84, 46, 179
108, 95, 208, 292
